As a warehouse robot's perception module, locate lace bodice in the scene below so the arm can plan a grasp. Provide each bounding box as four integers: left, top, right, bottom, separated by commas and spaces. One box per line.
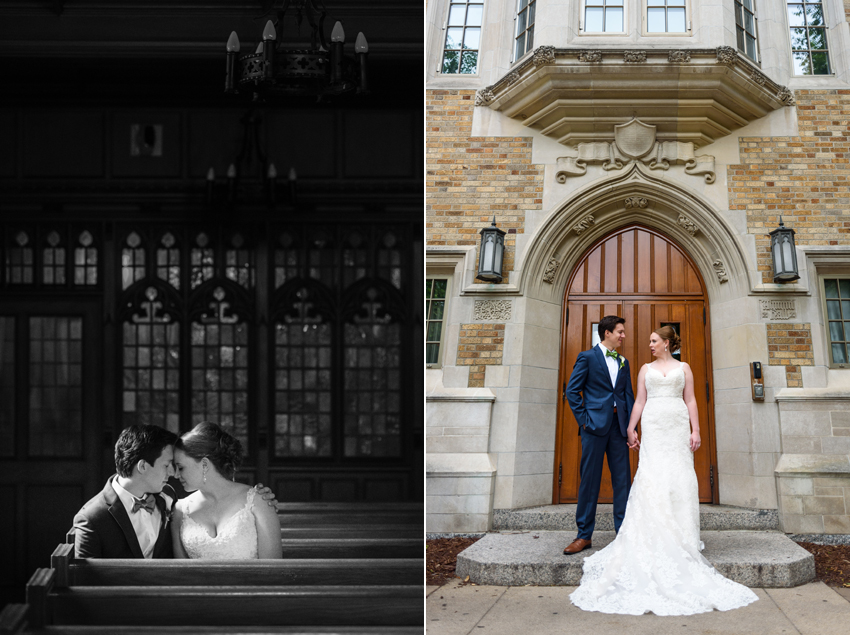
570, 364, 758, 615
180, 487, 259, 559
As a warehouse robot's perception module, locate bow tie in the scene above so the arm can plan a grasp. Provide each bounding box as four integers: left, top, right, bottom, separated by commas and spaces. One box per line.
131, 494, 156, 514
604, 349, 619, 360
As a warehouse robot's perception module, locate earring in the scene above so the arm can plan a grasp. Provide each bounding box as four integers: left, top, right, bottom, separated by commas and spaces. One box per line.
665, 346, 668, 351
203, 463, 207, 484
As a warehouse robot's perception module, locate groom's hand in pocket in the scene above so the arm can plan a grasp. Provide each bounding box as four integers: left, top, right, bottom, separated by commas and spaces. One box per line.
255, 483, 279, 509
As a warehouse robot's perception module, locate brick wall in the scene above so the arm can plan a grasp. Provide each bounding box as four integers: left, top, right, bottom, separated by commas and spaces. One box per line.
456, 323, 505, 387
426, 89, 543, 281
729, 90, 850, 283
767, 323, 814, 387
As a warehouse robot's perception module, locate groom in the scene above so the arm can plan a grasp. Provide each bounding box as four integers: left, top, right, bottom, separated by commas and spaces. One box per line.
73, 423, 278, 558
563, 315, 636, 555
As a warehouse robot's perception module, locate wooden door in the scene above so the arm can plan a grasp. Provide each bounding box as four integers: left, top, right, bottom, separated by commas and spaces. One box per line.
554, 226, 717, 504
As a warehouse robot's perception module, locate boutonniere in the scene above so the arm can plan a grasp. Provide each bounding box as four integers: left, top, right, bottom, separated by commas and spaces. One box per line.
618, 355, 625, 370
159, 492, 175, 525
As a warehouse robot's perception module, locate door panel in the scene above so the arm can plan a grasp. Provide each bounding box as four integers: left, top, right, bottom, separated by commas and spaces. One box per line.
555, 225, 716, 505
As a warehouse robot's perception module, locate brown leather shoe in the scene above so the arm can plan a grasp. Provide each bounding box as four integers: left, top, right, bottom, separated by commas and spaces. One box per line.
563, 538, 592, 555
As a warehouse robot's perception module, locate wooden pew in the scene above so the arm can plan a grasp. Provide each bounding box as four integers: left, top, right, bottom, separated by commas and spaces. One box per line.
51, 544, 420, 587
0, 603, 27, 634
278, 503, 422, 528
26, 568, 422, 628
37, 626, 424, 634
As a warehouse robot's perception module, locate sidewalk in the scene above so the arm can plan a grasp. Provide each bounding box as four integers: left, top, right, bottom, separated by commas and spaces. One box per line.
426, 581, 850, 635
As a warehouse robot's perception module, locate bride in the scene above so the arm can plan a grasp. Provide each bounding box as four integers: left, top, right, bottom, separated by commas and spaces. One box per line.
570, 326, 758, 615
171, 422, 282, 559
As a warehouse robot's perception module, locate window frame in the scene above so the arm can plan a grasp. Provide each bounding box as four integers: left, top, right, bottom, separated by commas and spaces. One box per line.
512, 0, 537, 63
642, 0, 691, 36
785, 0, 833, 76
734, 0, 760, 64
426, 274, 452, 370
820, 274, 850, 369
439, 0, 485, 76
580, 0, 627, 35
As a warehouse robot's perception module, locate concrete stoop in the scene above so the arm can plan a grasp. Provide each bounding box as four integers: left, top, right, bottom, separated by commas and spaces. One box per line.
458, 506, 814, 588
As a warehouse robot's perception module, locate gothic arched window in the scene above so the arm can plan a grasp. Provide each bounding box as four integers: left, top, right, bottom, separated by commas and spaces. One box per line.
42, 230, 66, 285
7, 230, 34, 284
74, 230, 98, 286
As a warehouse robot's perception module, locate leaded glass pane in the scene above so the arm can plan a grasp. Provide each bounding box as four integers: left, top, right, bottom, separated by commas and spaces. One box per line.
443, 0, 482, 74
0, 317, 14, 456
225, 235, 254, 288
7, 231, 34, 284
74, 230, 98, 286
156, 233, 180, 289
29, 316, 83, 457
190, 233, 215, 289
426, 278, 449, 367
122, 232, 145, 290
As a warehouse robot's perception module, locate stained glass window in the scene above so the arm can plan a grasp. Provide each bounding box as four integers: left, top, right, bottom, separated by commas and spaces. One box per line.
274, 288, 332, 458
123, 287, 180, 432
156, 232, 180, 289
0, 317, 14, 456
377, 229, 403, 289
343, 287, 402, 458
307, 229, 336, 288
7, 231, 34, 285
190, 232, 215, 289
74, 230, 98, 286
122, 231, 146, 289
442, 0, 483, 74
788, 1, 830, 75
226, 233, 254, 288
29, 316, 83, 457
42, 231, 66, 285
191, 287, 249, 451
342, 229, 369, 288
824, 278, 850, 367
274, 231, 301, 289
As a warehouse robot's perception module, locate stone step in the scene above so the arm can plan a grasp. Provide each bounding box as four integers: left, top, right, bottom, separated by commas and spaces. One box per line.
456, 531, 814, 588
494, 504, 779, 532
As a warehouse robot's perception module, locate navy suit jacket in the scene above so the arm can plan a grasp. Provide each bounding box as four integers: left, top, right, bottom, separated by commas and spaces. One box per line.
566, 346, 635, 438
73, 475, 174, 559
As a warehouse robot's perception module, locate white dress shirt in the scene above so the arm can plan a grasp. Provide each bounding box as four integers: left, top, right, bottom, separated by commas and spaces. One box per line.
597, 342, 620, 407
112, 479, 161, 559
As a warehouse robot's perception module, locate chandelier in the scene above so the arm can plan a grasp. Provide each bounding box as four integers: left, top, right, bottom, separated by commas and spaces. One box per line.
224, 0, 368, 101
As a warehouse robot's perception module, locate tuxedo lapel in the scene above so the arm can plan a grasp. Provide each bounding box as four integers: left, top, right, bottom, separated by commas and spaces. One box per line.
105, 477, 144, 559
592, 346, 610, 384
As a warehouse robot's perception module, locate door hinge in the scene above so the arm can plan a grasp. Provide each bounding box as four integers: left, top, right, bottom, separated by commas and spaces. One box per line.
706, 381, 710, 402
709, 465, 715, 490
562, 382, 567, 402
558, 463, 563, 488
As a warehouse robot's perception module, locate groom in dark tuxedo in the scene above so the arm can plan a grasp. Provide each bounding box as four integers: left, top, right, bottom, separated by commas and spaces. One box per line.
563, 315, 636, 555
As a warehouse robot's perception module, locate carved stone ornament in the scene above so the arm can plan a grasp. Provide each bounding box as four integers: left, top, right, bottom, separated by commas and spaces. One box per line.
716, 46, 738, 66
677, 214, 699, 236
751, 70, 766, 86
624, 51, 647, 64
475, 86, 495, 106
777, 86, 795, 106
712, 259, 729, 283
578, 50, 603, 63
543, 257, 561, 284
506, 71, 521, 85
624, 197, 648, 209
533, 46, 556, 67
668, 50, 691, 63
760, 299, 797, 320
474, 299, 512, 321
555, 118, 716, 184
572, 215, 595, 235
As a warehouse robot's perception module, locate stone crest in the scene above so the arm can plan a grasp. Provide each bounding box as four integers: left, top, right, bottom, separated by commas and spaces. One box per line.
543, 257, 561, 284
578, 50, 602, 63
533, 46, 556, 67
760, 299, 796, 320
624, 197, 648, 209
572, 215, 595, 235
716, 46, 738, 66
475, 86, 495, 106
677, 214, 699, 236
506, 71, 521, 86
614, 119, 656, 159
474, 299, 512, 321
624, 51, 647, 64
712, 259, 729, 283
668, 50, 691, 63
751, 70, 766, 86
777, 86, 795, 106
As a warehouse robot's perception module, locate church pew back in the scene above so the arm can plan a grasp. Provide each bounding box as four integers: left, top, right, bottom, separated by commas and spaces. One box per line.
279, 538, 419, 559
38, 626, 424, 634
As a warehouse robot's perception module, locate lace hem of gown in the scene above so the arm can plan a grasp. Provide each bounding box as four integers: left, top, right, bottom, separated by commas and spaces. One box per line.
180, 486, 259, 559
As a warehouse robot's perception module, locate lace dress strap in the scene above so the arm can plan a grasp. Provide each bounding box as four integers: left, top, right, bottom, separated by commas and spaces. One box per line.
245, 486, 257, 510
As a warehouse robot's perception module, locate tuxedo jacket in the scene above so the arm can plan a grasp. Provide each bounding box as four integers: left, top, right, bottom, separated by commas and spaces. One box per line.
73, 475, 174, 559
566, 345, 635, 438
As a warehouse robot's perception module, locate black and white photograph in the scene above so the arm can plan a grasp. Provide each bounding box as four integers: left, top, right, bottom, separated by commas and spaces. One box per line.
0, 1, 423, 632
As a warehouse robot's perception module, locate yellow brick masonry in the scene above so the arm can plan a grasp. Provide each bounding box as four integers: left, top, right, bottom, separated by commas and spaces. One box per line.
766, 323, 814, 388
456, 323, 506, 388
730, 90, 850, 283
426, 89, 543, 281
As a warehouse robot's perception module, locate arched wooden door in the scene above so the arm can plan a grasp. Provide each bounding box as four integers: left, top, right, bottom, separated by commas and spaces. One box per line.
553, 225, 718, 504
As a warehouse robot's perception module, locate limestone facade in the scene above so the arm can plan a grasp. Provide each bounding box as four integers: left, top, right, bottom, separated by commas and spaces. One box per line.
426, 0, 850, 535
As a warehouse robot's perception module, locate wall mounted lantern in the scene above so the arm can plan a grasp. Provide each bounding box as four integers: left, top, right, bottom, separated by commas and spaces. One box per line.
476, 216, 506, 283
769, 217, 800, 282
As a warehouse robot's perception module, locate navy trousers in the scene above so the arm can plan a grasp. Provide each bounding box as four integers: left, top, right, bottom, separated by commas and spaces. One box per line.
575, 418, 632, 540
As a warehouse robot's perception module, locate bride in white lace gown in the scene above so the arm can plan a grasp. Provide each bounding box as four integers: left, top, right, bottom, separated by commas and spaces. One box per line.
570, 327, 758, 615
170, 422, 282, 559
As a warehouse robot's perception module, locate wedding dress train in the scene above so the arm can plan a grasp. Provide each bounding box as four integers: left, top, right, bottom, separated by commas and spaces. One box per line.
569, 364, 758, 615
180, 486, 259, 559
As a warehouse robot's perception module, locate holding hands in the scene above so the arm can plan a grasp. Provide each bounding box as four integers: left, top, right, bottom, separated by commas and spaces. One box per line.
627, 427, 640, 451
689, 431, 701, 453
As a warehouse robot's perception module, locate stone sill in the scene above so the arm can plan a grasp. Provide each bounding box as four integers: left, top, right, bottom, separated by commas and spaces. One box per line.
775, 453, 850, 477
426, 452, 497, 477
775, 389, 850, 402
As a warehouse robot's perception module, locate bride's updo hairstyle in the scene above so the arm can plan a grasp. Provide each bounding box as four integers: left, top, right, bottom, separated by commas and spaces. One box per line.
653, 325, 681, 353
176, 422, 243, 481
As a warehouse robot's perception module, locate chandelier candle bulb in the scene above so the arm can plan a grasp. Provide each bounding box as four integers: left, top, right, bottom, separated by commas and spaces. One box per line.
205, 167, 216, 206
225, 32, 240, 93
262, 20, 276, 80
288, 167, 297, 205
226, 163, 237, 205
330, 21, 345, 84
355, 32, 368, 93
266, 163, 277, 206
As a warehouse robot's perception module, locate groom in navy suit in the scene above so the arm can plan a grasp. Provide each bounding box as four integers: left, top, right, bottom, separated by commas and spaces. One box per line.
563, 315, 636, 554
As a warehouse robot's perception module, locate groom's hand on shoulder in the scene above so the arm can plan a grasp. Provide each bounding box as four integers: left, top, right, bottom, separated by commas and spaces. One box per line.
255, 483, 279, 509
